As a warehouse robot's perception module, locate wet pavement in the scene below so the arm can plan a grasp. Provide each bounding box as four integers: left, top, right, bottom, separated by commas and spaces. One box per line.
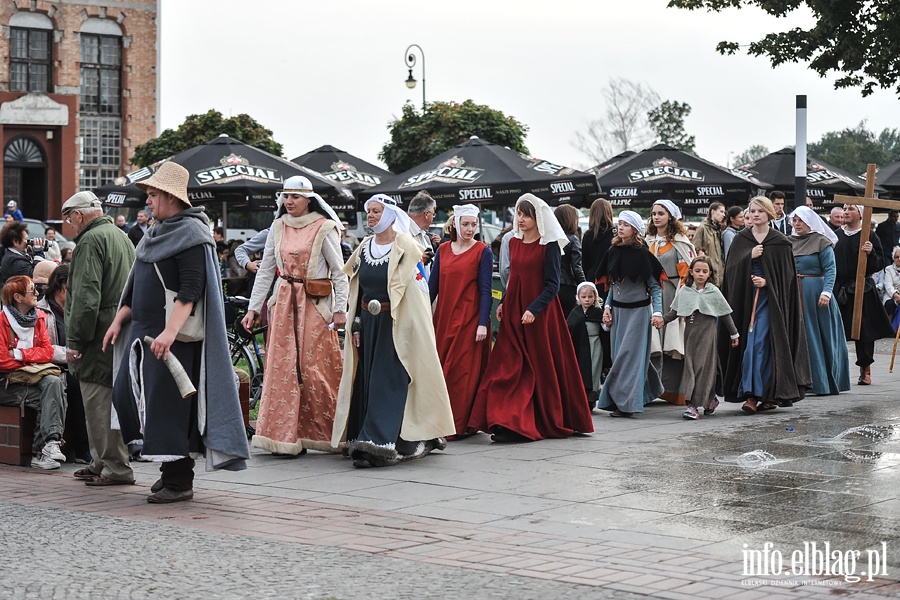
0, 350, 898, 598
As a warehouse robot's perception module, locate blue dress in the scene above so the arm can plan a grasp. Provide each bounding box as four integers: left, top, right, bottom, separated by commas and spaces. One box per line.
794, 248, 850, 394
738, 259, 772, 399
597, 276, 663, 413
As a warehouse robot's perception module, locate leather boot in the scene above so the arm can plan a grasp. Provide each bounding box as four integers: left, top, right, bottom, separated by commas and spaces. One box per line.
859, 365, 872, 385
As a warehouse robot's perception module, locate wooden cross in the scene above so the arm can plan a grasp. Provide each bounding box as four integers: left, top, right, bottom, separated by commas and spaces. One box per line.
833, 164, 900, 338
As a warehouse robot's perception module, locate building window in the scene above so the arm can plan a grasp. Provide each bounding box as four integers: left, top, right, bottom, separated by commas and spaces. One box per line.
79, 168, 119, 191
9, 28, 52, 92
79, 117, 120, 189
80, 34, 121, 115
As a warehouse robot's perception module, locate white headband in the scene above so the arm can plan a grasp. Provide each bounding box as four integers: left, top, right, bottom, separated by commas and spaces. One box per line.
365, 194, 411, 235
653, 199, 682, 221
576, 281, 598, 296
618, 210, 645, 237
453, 203, 479, 233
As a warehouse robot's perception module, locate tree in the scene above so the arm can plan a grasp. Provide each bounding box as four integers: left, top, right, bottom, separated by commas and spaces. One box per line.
667, 0, 900, 97
808, 121, 900, 174
379, 100, 528, 174
573, 78, 660, 166
733, 144, 770, 168
131, 110, 283, 167
647, 100, 696, 154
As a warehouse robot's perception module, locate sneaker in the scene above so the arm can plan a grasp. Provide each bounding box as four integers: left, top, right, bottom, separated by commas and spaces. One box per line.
704, 398, 720, 416
31, 454, 60, 470
42, 440, 66, 462
682, 406, 700, 420
74, 452, 92, 465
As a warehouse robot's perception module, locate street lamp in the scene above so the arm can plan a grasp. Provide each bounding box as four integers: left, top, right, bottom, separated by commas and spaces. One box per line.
404, 44, 425, 109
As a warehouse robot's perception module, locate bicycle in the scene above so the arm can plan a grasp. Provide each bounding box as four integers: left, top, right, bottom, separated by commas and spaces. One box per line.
224, 296, 266, 409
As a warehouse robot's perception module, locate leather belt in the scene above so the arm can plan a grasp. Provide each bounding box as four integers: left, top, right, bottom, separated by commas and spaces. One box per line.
280, 274, 306, 283
361, 300, 391, 315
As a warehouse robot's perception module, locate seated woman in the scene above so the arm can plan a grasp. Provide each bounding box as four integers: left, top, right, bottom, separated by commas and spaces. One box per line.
0, 276, 67, 469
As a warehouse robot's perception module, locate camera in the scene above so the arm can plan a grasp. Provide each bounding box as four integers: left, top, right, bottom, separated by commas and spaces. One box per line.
26, 239, 50, 252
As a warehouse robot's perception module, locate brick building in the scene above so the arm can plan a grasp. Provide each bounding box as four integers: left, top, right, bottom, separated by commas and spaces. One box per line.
0, 0, 157, 222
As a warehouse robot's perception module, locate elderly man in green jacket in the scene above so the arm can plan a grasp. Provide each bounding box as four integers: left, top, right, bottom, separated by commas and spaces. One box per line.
63, 191, 136, 486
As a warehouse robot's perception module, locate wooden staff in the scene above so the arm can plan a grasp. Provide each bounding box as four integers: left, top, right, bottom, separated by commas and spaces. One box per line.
748, 288, 760, 333
143, 336, 197, 398
891, 320, 900, 373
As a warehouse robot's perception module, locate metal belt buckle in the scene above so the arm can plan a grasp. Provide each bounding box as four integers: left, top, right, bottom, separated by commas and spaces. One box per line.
367, 299, 382, 315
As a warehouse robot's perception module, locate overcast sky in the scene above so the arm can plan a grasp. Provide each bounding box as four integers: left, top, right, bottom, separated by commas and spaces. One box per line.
159, 0, 899, 174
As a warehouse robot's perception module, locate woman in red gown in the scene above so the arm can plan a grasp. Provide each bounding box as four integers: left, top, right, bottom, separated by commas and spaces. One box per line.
429, 204, 493, 438
468, 194, 594, 442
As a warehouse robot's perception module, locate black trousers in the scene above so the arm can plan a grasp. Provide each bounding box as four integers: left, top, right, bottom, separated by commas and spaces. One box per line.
160, 457, 195, 491
62, 373, 90, 459
855, 340, 875, 368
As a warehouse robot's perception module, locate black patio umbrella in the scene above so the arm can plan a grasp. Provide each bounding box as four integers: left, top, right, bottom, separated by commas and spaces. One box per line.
587, 150, 635, 175
873, 160, 900, 197
362, 136, 599, 208
99, 135, 354, 212
291, 145, 392, 197
96, 180, 146, 209
592, 143, 768, 217
733, 147, 886, 210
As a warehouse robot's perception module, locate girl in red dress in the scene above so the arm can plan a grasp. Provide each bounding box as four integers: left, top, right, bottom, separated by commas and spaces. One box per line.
468, 194, 594, 442
429, 204, 493, 438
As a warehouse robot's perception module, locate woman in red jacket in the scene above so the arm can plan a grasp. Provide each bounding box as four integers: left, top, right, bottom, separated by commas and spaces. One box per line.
0, 275, 67, 469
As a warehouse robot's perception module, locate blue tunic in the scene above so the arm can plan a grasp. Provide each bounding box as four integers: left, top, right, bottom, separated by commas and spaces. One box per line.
794, 249, 850, 394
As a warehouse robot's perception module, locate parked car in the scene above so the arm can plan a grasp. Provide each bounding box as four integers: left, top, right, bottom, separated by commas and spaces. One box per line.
24, 218, 74, 251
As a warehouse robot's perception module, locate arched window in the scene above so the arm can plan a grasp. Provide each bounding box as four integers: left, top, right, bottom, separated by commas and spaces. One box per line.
4, 136, 47, 166
9, 12, 54, 93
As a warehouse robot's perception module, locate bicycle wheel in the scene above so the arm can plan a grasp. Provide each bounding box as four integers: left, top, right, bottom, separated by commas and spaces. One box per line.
228, 332, 258, 384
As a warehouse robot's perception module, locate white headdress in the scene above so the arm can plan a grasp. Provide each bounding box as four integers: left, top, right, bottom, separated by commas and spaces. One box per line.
576, 281, 601, 307
278, 175, 343, 230
790, 206, 838, 246
364, 194, 411, 235
618, 210, 646, 237
452, 204, 479, 233
513, 193, 569, 251
653, 199, 682, 221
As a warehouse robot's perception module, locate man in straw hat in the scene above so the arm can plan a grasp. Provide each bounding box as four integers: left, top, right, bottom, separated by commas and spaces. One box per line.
104, 161, 250, 503
62, 190, 137, 486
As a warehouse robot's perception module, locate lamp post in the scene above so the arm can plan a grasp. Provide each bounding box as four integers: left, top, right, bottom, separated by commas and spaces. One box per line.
404, 44, 425, 109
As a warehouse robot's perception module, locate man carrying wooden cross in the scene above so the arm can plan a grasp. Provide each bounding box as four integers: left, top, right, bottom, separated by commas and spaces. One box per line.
833, 166, 897, 385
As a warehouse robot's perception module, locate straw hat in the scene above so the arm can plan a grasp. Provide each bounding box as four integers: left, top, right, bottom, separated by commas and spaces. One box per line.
136, 162, 191, 206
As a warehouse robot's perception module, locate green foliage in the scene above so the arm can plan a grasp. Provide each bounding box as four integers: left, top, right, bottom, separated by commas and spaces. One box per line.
808, 121, 900, 174
379, 100, 529, 174
668, 0, 900, 97
647, 100, 696, 153
131, 110, 283, 167
733, 144, 770, 168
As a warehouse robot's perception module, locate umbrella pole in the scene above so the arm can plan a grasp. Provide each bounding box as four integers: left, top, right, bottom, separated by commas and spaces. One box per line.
222, 201, 228, 239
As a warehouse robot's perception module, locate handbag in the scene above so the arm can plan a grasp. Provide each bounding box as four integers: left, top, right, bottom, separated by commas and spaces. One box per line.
4, 324, 62, 385
304, 278, 333, 299
5, 363, 61, 386
154, 263, 205, 343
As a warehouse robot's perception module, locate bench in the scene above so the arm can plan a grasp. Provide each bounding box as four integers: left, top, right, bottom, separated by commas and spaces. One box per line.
0, 404, 36, 466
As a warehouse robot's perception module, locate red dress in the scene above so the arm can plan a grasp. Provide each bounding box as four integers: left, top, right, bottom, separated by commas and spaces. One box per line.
468, 238, 594, 440
433, 241, 491, 435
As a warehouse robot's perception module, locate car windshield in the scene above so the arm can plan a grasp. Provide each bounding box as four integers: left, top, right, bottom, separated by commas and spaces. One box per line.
25, 219, 68, 243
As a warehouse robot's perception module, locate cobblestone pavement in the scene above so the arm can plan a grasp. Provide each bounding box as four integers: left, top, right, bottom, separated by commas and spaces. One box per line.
0, 351, 898, 599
